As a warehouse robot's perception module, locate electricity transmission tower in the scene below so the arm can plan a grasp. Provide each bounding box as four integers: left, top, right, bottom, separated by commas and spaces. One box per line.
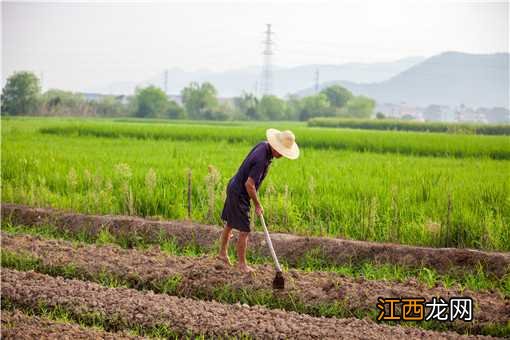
261, 24, 274, 96
314, 68, 320, 93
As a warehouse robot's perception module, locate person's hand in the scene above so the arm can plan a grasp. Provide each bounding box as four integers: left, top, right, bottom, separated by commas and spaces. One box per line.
255, 203, 264, 217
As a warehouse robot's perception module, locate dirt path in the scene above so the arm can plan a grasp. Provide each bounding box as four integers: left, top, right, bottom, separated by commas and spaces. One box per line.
3, 204, 509, 277
3, 232, 508, 334
1, 310, 143, 339
2, 268, 495, 339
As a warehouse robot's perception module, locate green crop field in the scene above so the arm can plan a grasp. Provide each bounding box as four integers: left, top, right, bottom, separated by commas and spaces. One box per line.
2, 117, 509, 251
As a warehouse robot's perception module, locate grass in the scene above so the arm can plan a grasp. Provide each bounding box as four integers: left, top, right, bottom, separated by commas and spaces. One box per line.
3, 222, 509, 298
308, 117, 510, 135
2, 117, 509, 251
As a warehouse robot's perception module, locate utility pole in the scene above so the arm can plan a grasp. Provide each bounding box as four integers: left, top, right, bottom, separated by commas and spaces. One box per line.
261, 24, 274, 96
164, 69, 169, 94
314, 68, 320, 93
40, 71, 44, 92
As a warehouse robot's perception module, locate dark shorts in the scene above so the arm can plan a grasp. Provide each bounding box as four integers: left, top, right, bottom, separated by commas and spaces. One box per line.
221, 185, 251, 232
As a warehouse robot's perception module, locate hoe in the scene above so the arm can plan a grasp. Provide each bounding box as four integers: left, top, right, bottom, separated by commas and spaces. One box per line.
260, 214, 285, 289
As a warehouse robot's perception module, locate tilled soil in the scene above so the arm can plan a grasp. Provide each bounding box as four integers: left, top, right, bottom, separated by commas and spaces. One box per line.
2, 232, 508, 332
2, 203, 509, 277
2, 268, 494, 339
1, 310, 143, 339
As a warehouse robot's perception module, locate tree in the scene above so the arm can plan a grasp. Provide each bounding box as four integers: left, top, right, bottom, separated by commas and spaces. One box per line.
257, 95, 287, 120
320, 85, 353, 108
285, 95, 302, 121
181, 82, 219, 119
298, 93, 331, 121
40, 89, 93, 116
341, 95, 375, 119
235, 92, 259, 120
1, 71, 41, 115
166, 99, 186, 119
93, 96, 126, 117
131, 86, 169, 118
376, 112, 386, 119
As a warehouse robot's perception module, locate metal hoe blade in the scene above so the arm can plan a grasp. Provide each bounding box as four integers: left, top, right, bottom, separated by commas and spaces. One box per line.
272, 271, 285, 290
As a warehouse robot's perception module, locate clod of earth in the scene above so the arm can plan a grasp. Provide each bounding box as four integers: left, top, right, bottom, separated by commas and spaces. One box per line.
3, 203, 509, 277
2, 232, 508, 334
1, 269, 495, 339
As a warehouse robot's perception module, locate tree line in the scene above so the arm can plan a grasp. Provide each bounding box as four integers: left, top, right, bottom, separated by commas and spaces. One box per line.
1, 71, 375, 120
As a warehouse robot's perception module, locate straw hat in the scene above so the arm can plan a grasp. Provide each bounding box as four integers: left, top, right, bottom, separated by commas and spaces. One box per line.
266, 128, 300, 160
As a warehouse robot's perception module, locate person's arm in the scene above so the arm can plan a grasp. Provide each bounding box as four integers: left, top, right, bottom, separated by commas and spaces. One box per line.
245, 176, 263, 216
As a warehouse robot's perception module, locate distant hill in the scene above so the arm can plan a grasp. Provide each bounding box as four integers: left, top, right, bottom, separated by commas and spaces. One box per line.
297, 52, 509, 108
96, 57, 424, 97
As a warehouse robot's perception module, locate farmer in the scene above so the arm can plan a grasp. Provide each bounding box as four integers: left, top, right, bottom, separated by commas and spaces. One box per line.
217, 128, 299, 273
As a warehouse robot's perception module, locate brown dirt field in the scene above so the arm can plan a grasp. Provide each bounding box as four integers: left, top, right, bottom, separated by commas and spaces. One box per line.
2, 203, 509, 277
2, 232, 508, 333
2, 268, 495, 339
1, 310, 143, 339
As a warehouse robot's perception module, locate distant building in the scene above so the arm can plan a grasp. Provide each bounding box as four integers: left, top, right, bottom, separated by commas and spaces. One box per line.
79, 92, 130, 105
81, 92, 104, 102
377, 101, 508, 124
423, 105, 453, 122
399, 102, 424, 121
168, 95, 182, 105
375, 103, 400, 118
455, 105, 488, 123
483, 107, 510, 124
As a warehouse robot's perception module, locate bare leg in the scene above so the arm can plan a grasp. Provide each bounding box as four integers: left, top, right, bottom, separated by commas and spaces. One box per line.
217, 224, 232, 265
236, 231, 254, 273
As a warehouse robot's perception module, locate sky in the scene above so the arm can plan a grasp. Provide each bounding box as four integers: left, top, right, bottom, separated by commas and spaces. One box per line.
2, 0, 509, 92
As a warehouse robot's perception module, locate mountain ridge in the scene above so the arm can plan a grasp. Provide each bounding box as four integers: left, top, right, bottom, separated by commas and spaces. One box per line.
297, 51, 509, 108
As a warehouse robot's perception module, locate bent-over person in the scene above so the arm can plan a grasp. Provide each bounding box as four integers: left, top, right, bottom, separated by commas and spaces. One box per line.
217, 128, 299, 273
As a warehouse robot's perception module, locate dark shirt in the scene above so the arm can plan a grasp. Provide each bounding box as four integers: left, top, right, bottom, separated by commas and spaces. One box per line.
228, 141, 273, 199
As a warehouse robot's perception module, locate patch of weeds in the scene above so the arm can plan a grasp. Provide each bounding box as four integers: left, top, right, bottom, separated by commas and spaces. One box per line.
479, 321, 510, 338
502, 273, 510, 297
181, 242, 206, 257
96, 228, 116, 245
115, 232, 147, 249
1, 250, 40, 271
296, 247, 331, 271
74, 228, 96, 244
44, 263, 80, 280
440, 275, 458, 289
418, 268, 438, 288
461, 263, 495, 292
153, 275, 183, 295
2, 222, 62, 239
160, 238, 180, 256
97, 270, 129, 288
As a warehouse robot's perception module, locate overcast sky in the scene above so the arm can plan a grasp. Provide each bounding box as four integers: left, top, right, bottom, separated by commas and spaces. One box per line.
2, 0, 509, 92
